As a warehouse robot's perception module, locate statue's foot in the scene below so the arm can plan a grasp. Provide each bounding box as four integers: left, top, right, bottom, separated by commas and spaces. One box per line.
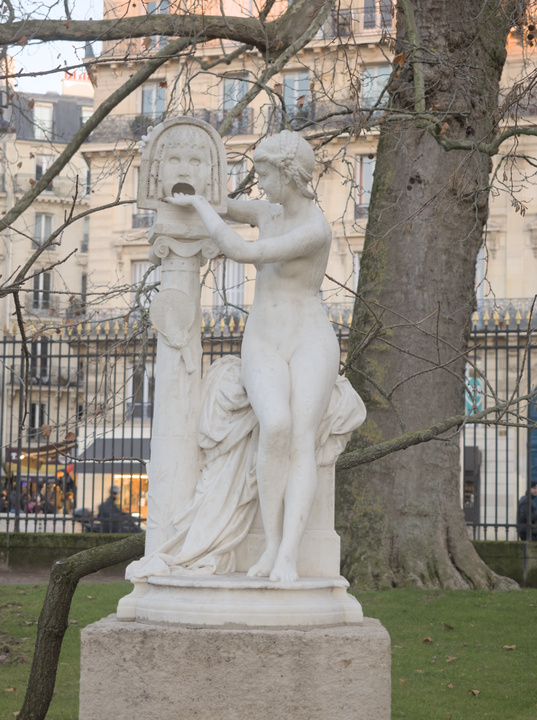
269, 554, 298, 583
247, 549, 276, 578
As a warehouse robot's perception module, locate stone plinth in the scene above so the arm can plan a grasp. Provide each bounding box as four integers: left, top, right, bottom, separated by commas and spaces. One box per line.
117, 573, 362, 626
80, 615, 391, 720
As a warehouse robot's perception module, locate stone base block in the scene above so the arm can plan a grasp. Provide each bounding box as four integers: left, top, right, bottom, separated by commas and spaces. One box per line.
80, 615, 390, 720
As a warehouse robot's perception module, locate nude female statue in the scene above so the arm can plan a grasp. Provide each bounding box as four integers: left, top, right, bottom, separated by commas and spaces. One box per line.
167, 130, 340, 582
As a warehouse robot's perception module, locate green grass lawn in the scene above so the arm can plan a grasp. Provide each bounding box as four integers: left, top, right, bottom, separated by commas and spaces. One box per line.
0, 583, 536, 719
359, 587, 537, 720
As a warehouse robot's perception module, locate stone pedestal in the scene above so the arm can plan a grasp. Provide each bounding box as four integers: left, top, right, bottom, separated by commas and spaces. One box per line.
80, 615, 391, 720
117, 573, 362, 626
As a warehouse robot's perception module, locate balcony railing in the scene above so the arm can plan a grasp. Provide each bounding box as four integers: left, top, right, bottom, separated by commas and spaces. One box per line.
13, 174, 87, 201
267, 102, 355, 133
192, 107, 255, 136
10, 365, 84, 387
84, 108, 254, 144
319, 6, 394, 39
84, 113, 166, 144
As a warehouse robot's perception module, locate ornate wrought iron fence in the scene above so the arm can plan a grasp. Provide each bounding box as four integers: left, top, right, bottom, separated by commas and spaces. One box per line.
0, 304, 535, 537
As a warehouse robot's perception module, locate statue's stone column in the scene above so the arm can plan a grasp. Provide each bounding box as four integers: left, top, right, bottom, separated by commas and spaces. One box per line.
144, 234, 204, 553
127, 117, 227, 556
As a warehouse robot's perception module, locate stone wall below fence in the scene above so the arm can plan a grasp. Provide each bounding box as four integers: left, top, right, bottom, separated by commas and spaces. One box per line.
0, 532, 138, 582
472, 541, 537, 587
1, 534, 537, 587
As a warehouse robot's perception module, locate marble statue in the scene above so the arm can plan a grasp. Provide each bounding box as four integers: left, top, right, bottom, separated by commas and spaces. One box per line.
119, 120, 366, 626
165, 130, 357, 582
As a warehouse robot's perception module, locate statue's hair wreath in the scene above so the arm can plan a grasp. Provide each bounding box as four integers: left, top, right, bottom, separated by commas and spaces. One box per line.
254, 130, 315, 199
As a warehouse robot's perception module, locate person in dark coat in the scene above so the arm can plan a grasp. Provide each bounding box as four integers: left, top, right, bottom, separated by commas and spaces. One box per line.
97, 485, 124, 532
517, 481, 537, 541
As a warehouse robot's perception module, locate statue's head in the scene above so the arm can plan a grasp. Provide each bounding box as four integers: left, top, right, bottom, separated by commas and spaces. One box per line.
253, 130, 315, 199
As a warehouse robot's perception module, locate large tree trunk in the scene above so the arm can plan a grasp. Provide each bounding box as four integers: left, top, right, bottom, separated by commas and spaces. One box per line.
338, 0, 522, 589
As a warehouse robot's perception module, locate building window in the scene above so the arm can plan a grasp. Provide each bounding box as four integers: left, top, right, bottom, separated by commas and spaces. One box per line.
222, 76, 252, 134
131, 260, 161, 307
29, 402, 47, 440
361, 0, 393, 32
146, 0, 169, 49
323, 8, 353, 38
141, 82, 166, 120
84, 166, 91, 196
34, 213, 54, 246
30, 337, 49, 384
81, 273, 88, 305
32, 272, 52, 311
223, 76, 248, 111
355, 155, 376, 218
132, 168, 155, 228
128, 360, 155, 420
35, 155, 54, 192
213, 257, 245, 309
81, 216, 90, 252
34, 103, 53, 140
283, 71, 310, 124
360, 64, 391, 115
227, 160, 248, 198
81, 106, 93, 126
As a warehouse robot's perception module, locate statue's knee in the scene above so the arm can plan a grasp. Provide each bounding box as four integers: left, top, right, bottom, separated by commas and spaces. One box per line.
261, 414, 291, 447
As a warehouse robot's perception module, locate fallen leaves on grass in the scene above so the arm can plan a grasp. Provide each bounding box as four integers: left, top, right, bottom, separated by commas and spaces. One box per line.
422, 637, 433, 643
446, 656, 457, 663
503, 645, 516, 650
447, 683, 454, 689
441, 622, 454, 630
467, 689, 480, 696
4, 686, 17, 692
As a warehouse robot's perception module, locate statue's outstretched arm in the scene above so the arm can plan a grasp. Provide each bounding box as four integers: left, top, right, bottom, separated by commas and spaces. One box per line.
166, 193, 326, 264
224, 198, 266, 226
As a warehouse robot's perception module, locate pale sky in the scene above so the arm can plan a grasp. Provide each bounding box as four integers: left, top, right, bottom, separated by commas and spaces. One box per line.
13, 0, 103, 95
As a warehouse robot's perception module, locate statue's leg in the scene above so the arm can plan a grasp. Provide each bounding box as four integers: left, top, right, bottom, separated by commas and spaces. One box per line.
241, 346, 291, 578
270, 333, 339, 583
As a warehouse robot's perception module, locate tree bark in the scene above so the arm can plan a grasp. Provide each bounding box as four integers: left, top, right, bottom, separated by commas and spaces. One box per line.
17, 534, 144, 720
338, 0, 522, 590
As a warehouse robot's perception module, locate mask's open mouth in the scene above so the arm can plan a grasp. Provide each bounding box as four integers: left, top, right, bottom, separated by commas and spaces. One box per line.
171, 182, 195, 195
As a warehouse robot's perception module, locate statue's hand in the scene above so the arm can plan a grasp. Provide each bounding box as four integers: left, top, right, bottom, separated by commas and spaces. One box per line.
139, 126, 154, 150
165, 192, 201, 208
139, 122, 163, 150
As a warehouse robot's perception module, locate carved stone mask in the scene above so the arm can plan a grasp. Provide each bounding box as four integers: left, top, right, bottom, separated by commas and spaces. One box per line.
158, 127, 211, 199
